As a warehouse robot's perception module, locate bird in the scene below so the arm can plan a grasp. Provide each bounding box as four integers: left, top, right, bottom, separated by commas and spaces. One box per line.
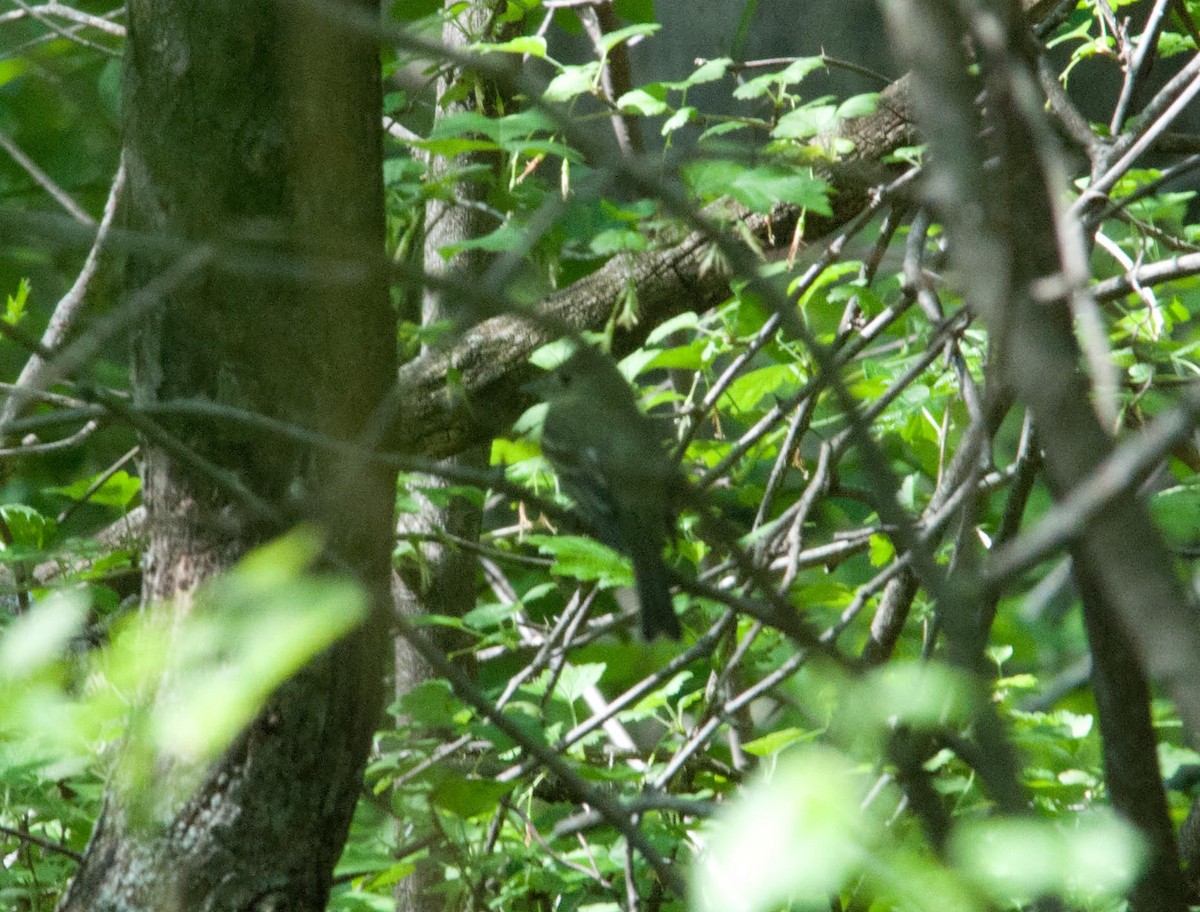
533, 344, 683, 640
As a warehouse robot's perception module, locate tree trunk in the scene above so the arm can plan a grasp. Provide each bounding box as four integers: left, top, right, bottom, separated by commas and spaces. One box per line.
58, 2, 395, 910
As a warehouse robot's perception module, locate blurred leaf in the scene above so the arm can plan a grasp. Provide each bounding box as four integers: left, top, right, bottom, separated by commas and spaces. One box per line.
431, 774, 511, 818
148, 529, 367, 761
389, 0, 442, 20
692, 746, 866, 912
741, 727, 815, 757
950, 812, 1144, 903
0, 590, 87, 680
868, 533, 895, 566
474, 36, 547, 58
393, 680, 460, 728
0, 504, 56, 551
645, 311, 700, 345
1151, 479, 1200, 551
622, 671, 691, 721
844, 661, 976, 737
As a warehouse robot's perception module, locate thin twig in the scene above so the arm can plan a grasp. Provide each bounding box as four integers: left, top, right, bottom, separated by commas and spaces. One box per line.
2, 156, 126, 428
0, 126, 95, 226
0, 822, 82, 862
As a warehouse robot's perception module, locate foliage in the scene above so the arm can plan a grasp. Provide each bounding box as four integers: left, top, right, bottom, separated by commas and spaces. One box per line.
2, 0, 1200, 911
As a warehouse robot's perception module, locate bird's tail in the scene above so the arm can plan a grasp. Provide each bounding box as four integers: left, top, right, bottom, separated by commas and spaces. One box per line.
632, 549, 682, 640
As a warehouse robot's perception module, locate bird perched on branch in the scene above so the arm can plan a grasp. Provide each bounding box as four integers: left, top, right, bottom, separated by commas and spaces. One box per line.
533, 343, 683, 640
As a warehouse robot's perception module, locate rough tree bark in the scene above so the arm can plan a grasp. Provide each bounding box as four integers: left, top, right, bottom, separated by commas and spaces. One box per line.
57, 1, 396, 910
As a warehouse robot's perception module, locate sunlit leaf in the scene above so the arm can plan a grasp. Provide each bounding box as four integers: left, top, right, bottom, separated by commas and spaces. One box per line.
950, 812, 1144, 903
597, 23, 661, 55
473, 36, 547, 58
49, 471, 141, 510
544, 63, 601, 102
693, 747, 867, 912
0, 590, 87, 680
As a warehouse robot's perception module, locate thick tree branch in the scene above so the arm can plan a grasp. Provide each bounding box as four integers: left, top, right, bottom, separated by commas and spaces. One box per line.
391, 81, 915, 459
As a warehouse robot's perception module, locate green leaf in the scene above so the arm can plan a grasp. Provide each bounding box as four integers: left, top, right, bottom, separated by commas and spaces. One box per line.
0, 504, 56, 551
621, 671, 691, 720
1151, 479, 1200, 551
742, 727, 815, 757
438, 222, 525, 256
616, 86, 669, 116
597, 22, 661, 55
414, 137, 498, 157
383, 156, 423, 188
772, 103, 837, 140
48, 470, 141, 510
544, 63, 601, 102
528, 534, 633, 588
731, 57, 824, 100
431, 774, 512, 818
529, 338, 577, 370
684, 160, 831, 214
359, 862, 417, 891
389, 0, 442, 20
793, 260, 860, 305
589, 227, 649, 255
721, 361, 805, 412
419, 109, 572, 159
394, 680, 461, 727
661, 106, 695, 136
0, 58, 30, 90
5, 277, 30, 326
462, 600, 519, 630
473, 35, 547, 58
498, 0, 541, 24
491, 436, 541, 466
1157, 31, 1196, 58
793, 579, 852, 608
554, 662, 606, 703
682, 57, 731, 87
645, 311, 700, 345
867, 533, 895, 566
837, 92, 879, 119
698, 120, 755, 141
986, 644, 1014, 668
